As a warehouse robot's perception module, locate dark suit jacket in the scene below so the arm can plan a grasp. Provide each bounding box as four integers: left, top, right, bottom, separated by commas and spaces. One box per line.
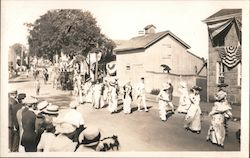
9, 97, 18, 128
21, 107, 38, 146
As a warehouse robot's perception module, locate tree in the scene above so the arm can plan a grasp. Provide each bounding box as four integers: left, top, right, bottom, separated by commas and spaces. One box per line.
25, 9, 115, 62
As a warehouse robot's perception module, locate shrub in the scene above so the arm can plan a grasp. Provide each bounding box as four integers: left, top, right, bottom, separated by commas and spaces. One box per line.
150, 89, 160, 95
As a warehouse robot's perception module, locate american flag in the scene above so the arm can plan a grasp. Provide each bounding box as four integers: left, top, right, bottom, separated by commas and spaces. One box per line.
218, 46, 241, 68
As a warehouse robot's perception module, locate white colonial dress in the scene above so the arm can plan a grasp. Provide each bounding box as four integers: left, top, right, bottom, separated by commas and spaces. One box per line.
123, 83, 132, 114
206, 101, 232, 147
184, 93, 201, 132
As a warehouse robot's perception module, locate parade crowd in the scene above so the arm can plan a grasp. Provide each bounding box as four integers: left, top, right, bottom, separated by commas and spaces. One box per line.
8, 59, 236, 153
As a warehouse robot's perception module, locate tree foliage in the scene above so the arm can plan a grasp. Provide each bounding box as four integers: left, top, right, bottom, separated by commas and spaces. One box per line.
26, 9, 116, 61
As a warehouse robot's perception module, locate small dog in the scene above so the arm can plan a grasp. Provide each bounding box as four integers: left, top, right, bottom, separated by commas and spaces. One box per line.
95, 135, 120, 151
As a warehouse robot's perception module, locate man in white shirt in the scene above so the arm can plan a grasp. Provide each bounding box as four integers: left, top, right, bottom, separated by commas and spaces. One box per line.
136, 78, 148, 112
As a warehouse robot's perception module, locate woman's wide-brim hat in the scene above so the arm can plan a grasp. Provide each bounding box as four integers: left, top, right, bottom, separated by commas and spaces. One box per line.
191, 85, 202, 91
78, 126, 101, 147
217, 83, 228, 88
55, 123, 76, 134
37, 100, 49, 111
43, 104, 59, 115
215, 90, 227, 101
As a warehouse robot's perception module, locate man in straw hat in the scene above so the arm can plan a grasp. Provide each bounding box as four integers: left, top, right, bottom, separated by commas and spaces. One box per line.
53, 101, 85, 142
77, 126, 101, 150
136, 77, 148, 112
20, 96, 40, 152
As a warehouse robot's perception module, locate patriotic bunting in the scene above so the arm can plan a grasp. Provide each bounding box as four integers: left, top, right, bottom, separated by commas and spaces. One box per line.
218, 46, 241, 68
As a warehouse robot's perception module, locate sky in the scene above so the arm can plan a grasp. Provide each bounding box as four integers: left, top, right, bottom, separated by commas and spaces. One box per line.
1, 0, 249, 59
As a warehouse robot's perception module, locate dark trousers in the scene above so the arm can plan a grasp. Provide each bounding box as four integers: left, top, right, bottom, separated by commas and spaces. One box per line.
64, 125, 85, 142
9, 129, 20, 152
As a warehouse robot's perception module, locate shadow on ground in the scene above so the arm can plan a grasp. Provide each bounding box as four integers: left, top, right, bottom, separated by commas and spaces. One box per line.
38, 93, 73, 108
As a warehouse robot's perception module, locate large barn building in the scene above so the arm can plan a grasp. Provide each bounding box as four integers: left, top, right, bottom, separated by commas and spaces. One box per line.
203, 9, 242, 104
114, 25, 207, 99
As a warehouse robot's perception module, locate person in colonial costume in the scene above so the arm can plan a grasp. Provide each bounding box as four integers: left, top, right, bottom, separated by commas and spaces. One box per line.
166, 79, 175, 112
123, 82, 133, 114
206, 90, 232, 147
176, 81, 190, 114
84, 78, 93, 103
108, 81, 118, 114
157, 83, 172, 121
92, 81, 102, 109
184, 86, 202, 134
100, 80, 108, 108
136, 77, 148, 112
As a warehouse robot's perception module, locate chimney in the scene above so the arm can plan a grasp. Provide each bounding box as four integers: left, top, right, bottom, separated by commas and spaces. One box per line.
144, 24, 156, 34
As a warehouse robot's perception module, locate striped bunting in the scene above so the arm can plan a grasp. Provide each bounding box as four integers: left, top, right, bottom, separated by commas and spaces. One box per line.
218, 46, 241, 68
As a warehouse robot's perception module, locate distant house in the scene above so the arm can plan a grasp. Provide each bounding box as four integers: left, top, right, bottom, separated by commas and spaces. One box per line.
203, 9, 242, 104
114, 25, 207, 99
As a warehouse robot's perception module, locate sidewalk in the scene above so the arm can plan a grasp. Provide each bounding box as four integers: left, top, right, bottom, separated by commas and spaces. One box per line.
146, 93, 241, 121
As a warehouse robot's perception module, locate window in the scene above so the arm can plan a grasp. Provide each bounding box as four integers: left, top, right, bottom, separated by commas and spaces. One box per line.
216, 61, 225, 84
237, 62, 242, 86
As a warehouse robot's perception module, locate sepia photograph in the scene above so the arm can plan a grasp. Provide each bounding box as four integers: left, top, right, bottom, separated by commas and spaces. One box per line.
1, 0, 249, 157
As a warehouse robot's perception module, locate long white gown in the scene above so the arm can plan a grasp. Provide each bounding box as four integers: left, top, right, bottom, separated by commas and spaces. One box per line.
184, 93, 201, 132
123, 84, 132, 114
206, 101, 232, 146
176, 87, 190, 113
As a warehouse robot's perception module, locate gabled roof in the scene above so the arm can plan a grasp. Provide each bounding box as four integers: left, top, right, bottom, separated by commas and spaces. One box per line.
203, 9, 242, 23
114, 31, 191, 52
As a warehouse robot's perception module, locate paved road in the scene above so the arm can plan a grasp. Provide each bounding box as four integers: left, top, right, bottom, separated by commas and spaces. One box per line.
9, 72, 240, 151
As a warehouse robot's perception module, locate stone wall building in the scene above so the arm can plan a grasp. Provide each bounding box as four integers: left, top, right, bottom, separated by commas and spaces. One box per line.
203, 9, 242, 104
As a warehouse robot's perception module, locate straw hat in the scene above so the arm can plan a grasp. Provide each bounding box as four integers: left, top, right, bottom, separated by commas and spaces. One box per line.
9, 88, 17, 94
78, 126, 101, 147
37, 101, 49, 111
55, 123, 76, 134
43, 104, 59, 115
23, 96, 38, 104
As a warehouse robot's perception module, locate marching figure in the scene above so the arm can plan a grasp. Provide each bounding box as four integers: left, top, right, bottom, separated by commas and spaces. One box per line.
184, 86, 202, 134
166, 79, 175, 112
157, 83, 172, 121
123, 82, 133, 114
100, 79, 109, 108
206, 90, 232, 147
35, 79, 41, 96
176, 81, 190, 114
92, 81, 102, 109
108, 81, 118, 114
136, 77, 148, 112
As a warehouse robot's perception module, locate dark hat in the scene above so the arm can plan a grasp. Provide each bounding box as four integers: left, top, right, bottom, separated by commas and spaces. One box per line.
217, 83, 228, 88
191, 86, 202, 91
17, 93, 26, 100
